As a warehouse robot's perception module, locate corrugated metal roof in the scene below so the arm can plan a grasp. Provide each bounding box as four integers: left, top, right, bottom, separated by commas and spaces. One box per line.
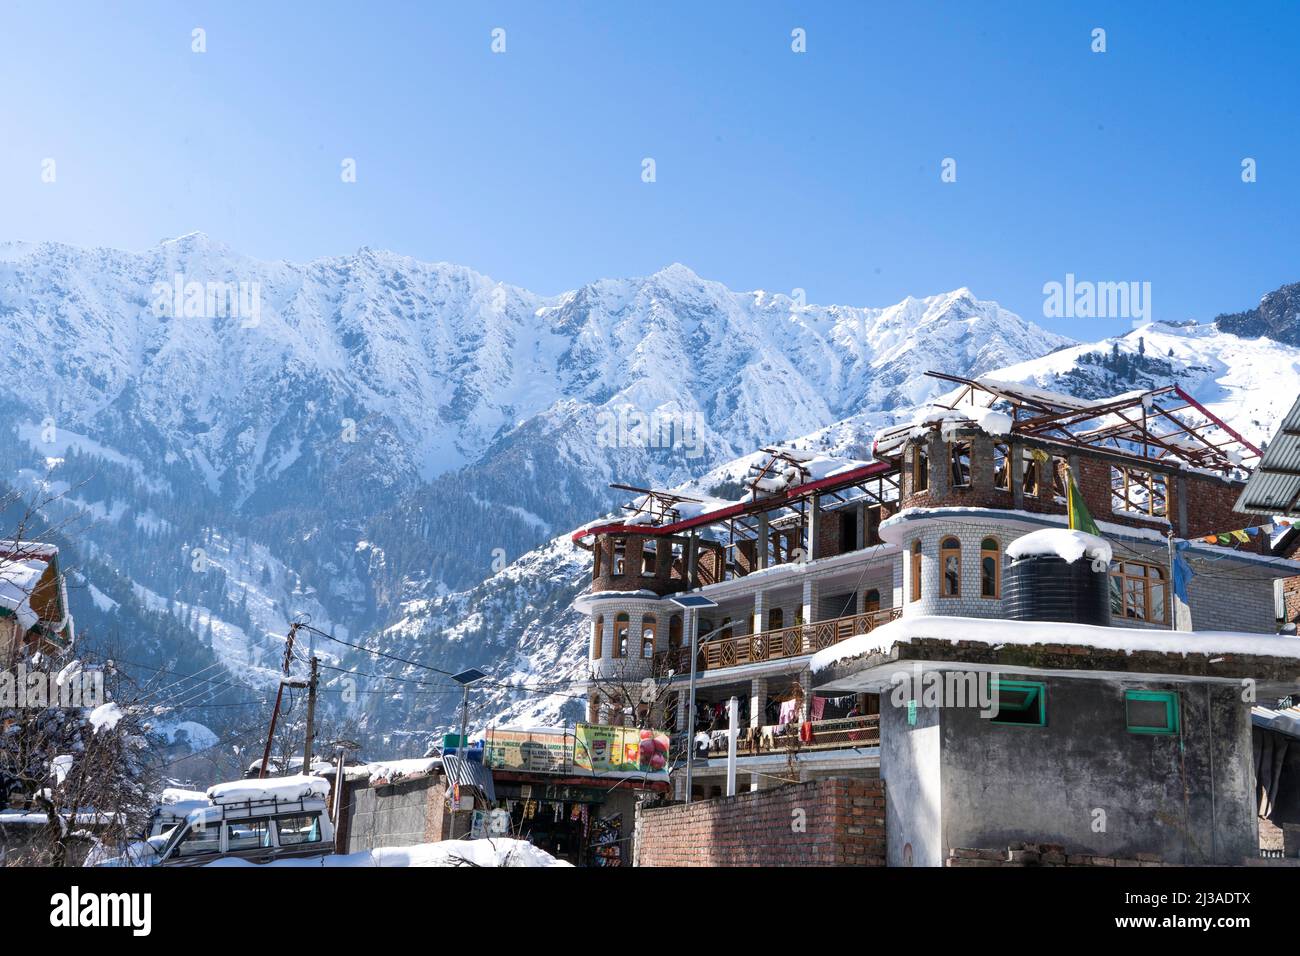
1252, 703, 1300, 739
1237, 394, 1300, 516
441, 754, 495, 802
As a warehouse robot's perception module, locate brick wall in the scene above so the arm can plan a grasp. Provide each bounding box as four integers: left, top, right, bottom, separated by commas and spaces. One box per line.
634, 777, 885, 866
1282, 577, 1300, 626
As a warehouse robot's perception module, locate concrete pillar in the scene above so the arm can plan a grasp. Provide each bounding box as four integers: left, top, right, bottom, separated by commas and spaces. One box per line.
855, 502, 867, 550
806, 495, 822, 561
752, 591, 767, 638
686, 534, 699, 588
757, 512, 770, 569
749, 676, 768, 728
801, 577, 820, 626
675, 686, 689, 731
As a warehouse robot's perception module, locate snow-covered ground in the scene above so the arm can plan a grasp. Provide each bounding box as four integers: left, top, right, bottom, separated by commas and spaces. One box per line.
202, 838, 570, 868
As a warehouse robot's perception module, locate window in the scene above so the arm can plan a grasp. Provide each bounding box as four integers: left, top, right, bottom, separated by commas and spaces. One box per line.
993, 443, 1010, 491
940, 537, 961, 597
1125, 690, 1179, 735
641, 615, 656, 658
950, 441, 972, 487
910, 540, 922, 602
176, 822, 221, 857
1022, 450, 1040, 496
989, 680, 1047, 726
668, 614, 683, 649
1051, 457, 1068, 501
1111, 466, 1168, 518
840, 510, 858, 554
864, 589, 881, 612
591, 616, 603, 660
226, 818, 271, 851
641, 541, 656, 576
768, 607, 784, 631
614, 613, 629, 658
912, 443, 929, 493
613, 540, 626, 575
276, 813, 323, 846
980, 538, 1000, 599
1109, 561, 1167, 623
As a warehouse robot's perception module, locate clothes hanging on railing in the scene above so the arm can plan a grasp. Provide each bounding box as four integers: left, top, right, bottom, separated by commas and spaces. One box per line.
809, 696, 826, 721
779, 699, 799, 726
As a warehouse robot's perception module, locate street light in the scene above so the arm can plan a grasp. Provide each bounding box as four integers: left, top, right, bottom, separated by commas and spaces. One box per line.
450, 668, 489, 840
668, 593, 723, 804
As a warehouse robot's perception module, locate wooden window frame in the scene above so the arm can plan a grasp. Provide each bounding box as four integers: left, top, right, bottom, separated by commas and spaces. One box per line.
950, 441, 972, 488
1109, 561, 1168, 623
913, 444, 929, 493
1110, 465, 1169, 518
910, 540, 922, 602
640, 615, 656, 659
939, 536, 961, 598
592, 616, 604, 659
993, 443, 1010, 491
614, 613, 629, 658
979, 537, 1000, 599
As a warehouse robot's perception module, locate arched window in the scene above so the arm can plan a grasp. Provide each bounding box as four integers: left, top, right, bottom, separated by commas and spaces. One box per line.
940, 537, 961, 597
668, 614, 683, 649
614, 613, 629, 658
768, 607, 784, 631
980, 538, 1000, 599
641, 615, 656, 659
592, 616, 604, 659
910, 541, 922, 602
864, 589, 881, 612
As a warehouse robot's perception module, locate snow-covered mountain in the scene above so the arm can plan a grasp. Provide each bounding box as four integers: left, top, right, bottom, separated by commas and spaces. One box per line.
3, 233, 1294, 766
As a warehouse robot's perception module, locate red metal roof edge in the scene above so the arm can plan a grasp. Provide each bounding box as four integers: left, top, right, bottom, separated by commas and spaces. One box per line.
571, 459, 896, 544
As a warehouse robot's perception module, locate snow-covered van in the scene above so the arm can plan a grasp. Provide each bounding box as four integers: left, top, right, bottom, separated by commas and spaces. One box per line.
154, 774, 334, 867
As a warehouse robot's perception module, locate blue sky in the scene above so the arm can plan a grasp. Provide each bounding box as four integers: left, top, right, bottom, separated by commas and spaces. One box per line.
2, 1, 1297, 336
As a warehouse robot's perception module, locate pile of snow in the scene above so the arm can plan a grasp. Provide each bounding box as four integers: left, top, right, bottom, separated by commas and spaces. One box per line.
150, 720, 219, 753
1005, 528, 1112, 566
912, 404, 1014, 438
206, 774, 330, 805
204, 838, 571, 868
364, 757, 439, 785
87, 702, 124, 733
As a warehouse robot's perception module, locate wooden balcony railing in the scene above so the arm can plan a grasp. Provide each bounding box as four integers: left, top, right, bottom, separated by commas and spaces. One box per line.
671, 714, 881, 759
654, 607, 902, 675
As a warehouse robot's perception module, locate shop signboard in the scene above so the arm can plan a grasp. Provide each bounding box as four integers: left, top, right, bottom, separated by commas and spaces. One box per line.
573, 723, 669, 773
484, 727, 572, 773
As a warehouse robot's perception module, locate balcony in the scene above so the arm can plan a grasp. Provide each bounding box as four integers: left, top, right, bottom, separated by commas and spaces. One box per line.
654, 607, 902, 675
673, 714, 881, 758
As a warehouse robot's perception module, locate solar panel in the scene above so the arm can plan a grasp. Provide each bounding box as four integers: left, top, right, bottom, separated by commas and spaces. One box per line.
669, 594, 718, 609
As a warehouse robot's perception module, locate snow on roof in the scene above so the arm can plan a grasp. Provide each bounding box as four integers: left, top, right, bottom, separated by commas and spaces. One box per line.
810, 614, 1300, 676
0, 557, 45, 631
206, 773, 331, 806
159, 787, 209, 806
1005, 528, 1112, 566
363, 757, 440, 786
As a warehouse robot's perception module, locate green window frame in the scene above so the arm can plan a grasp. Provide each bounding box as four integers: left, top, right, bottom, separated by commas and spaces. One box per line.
989, 679, 1047, 727
1125, 690, 1179, 735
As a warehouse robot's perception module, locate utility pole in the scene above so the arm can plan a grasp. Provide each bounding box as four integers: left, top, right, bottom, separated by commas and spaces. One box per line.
302, 655, 319, 774
259, 622, 299, 779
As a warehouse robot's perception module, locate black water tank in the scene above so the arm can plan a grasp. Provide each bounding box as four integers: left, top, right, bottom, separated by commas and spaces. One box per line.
1004, 553, 1110, 626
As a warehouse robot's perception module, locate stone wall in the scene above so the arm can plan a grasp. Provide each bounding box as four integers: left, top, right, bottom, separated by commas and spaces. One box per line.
634, 777, 885, 866
945, 843, 1171, 867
